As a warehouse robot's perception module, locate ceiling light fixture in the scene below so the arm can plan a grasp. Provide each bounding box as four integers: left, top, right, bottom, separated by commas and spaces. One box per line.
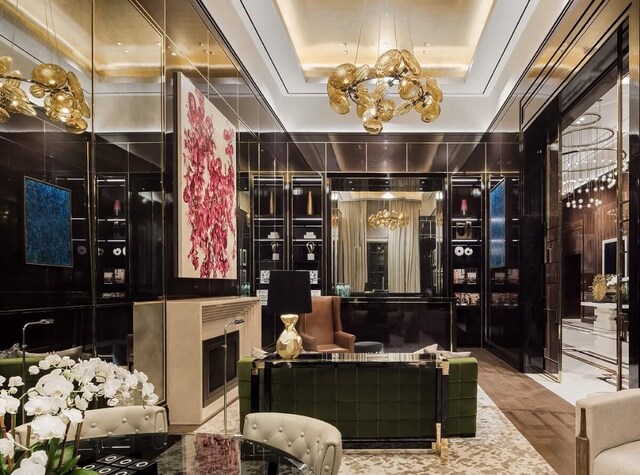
368, 208, 409, 230
0, 0, 91, 133
326, 2, 443, 134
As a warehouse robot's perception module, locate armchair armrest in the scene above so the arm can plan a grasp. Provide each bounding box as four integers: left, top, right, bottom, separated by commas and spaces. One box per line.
334, 331, 355, 352
576, 388, 640, 473
299, 331, 318, 351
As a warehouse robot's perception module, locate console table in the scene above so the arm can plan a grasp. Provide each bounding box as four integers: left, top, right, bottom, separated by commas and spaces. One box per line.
247, 353, 450, 459
340, 296, 456, 352
580, 302, 628, 331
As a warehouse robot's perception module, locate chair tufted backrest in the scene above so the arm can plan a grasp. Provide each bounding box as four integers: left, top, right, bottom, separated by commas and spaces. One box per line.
243, 412, 342, 475
14, 405, 167, 445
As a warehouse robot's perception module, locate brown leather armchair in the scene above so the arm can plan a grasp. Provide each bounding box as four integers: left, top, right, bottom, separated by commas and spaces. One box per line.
298, 296, 356, 353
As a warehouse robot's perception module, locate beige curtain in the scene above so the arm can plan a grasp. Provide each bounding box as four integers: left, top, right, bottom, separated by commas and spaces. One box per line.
388, 200, 421, 292
338, 201, 367, 292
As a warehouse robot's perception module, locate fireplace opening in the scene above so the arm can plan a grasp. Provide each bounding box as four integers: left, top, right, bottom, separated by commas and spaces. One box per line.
202, 330, 239, 407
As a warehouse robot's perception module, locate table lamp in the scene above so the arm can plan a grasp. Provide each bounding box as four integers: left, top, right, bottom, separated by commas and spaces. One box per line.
267, 270, 312, 359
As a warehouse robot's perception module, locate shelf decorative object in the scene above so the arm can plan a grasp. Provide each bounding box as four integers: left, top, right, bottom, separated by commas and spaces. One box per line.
306, 242, 316, 261
460, 199, 468, 216
455, 221, 472, 239
271, 242, 280, 261
306, 191, 314, 216
592, 274, 607, 302
269, 190, 276, 215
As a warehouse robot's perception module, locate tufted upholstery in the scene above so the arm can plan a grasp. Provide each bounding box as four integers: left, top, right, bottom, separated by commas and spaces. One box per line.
576, 389, 640, 475
243, 412, 342, 475
298, 296, 355, 353
14, 405, 167, 445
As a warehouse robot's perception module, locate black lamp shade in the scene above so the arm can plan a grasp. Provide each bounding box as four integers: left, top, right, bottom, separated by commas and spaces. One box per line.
267, 270, 312, 315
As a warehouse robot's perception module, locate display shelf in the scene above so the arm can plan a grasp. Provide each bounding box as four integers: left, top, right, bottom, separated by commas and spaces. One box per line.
450, 175, 484, 347
95, 174, 128, 300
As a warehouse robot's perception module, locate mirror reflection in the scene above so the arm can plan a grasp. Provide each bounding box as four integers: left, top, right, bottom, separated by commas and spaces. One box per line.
331, 178, 444, 295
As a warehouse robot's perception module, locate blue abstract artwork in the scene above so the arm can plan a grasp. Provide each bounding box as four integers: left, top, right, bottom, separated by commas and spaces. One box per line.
490, 179, 506, 268
24, 177, 73, 267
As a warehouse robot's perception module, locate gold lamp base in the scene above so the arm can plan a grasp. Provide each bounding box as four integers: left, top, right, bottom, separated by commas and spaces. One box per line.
276, 314, 303, 359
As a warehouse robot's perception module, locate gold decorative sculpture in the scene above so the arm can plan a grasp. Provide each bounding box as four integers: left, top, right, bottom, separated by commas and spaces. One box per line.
276, 314, 303, 359
592, 274, 607, 302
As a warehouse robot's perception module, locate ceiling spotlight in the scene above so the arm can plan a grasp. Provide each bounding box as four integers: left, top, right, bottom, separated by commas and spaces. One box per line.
116, 41, 123, 46
342, 50, 349, 55
340, 42, 347, 47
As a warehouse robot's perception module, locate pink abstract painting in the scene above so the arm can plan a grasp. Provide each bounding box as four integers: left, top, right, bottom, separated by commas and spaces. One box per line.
177, 73, 237, 279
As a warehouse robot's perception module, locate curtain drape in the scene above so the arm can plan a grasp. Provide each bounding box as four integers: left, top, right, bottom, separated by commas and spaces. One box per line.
388, 200, 421, 292
337, 201, 367, 292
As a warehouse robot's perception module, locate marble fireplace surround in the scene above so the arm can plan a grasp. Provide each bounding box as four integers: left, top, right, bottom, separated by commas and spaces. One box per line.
167, 296, 261, 425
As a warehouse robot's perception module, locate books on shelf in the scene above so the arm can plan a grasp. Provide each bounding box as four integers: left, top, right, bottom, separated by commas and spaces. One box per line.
491, 292, 519, 306
454, 292, 480, 305
453, 268, 478, 285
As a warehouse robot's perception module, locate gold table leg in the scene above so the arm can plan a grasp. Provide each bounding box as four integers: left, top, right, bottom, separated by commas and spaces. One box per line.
431, 422, 449, 464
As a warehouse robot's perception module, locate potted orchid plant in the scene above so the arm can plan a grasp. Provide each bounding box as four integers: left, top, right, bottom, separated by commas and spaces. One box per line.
0, 355, 158, 475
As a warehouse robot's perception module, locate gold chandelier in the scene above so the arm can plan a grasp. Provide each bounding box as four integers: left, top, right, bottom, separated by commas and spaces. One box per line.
368, 209, 409, 230
0, 56, 90, 134
327, 48, 443, 135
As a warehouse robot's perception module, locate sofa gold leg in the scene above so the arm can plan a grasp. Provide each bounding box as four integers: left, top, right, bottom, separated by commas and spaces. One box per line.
432, 422, 448, 463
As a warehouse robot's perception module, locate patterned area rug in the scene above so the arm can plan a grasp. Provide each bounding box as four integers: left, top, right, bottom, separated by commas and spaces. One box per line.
197, 387, 555, 474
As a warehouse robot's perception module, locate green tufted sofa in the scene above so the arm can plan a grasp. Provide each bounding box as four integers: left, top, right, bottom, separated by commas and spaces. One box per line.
237, 356, 478, 440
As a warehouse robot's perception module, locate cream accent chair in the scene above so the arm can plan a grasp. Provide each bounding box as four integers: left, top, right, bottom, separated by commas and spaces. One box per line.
576, 389, 640, 475
15, 406, 167, 445
243, 412, 342, 475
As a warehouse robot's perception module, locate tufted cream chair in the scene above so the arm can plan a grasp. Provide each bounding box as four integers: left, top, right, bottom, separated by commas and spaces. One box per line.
15, 406, 167, 445
243, 412, 342, 475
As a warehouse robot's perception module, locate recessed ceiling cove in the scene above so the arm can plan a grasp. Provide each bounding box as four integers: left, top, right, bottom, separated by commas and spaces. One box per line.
274, 0, 495, 81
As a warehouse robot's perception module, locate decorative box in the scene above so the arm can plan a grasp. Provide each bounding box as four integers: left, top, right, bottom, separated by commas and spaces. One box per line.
82, 454, 157, 475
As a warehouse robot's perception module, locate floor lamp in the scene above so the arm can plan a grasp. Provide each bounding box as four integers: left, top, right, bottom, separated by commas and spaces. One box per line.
21, 318, 54, 420
223, 318, 244, 435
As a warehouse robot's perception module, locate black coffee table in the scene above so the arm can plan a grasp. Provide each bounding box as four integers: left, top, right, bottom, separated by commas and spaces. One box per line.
75, 432, 314, 474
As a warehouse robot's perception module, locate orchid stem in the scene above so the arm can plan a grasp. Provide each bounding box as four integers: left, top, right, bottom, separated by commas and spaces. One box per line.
58, 421, 72, 469
72, 421, 83, 458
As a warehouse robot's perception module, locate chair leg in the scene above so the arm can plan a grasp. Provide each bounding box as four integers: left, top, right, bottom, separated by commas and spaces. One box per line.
576, 408, 590, 475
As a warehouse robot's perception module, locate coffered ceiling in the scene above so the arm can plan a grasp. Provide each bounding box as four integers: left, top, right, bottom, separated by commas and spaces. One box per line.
202, 0, 571, 133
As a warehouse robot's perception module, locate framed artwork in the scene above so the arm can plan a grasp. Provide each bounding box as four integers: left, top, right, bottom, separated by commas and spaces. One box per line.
489, 179, 507, 268
24, 177, 72, 267
260, 270, 270, 284
176, 73, 237, 279
309, 270, 318, 284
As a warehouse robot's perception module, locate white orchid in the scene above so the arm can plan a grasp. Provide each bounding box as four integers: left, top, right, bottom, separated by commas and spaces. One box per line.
1, 355, 159, 474
12, 458, 46, 475
23, 396, 55, 416
1, 393, 20, 414
61, 408, 83, 425
0, 432, 15, 459
29, 451, 48, 466
30, 414, 67, 440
